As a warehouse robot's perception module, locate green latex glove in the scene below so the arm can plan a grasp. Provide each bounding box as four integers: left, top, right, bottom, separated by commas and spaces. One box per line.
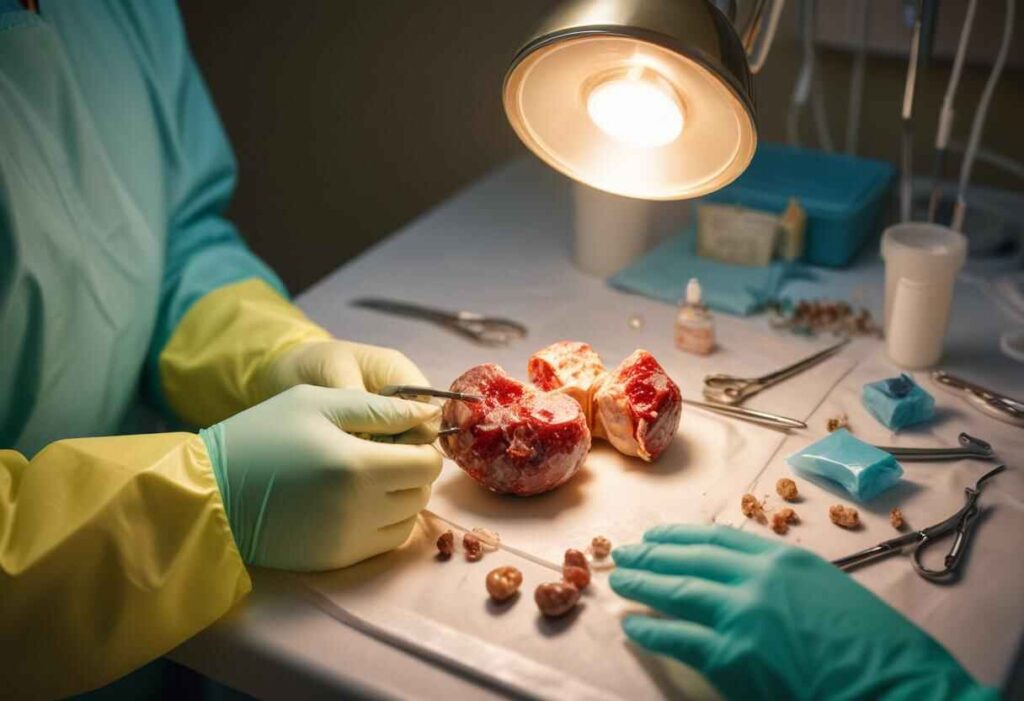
200, 385, 442, 571
610, 525, 996, 701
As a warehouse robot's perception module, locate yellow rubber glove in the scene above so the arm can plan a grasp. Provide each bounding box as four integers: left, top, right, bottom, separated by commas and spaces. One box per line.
200, 385, 443, 570
261, 338, 431, 396
257, 338, 441, 444
160, 279, 435, 430
1, 434, 249, 698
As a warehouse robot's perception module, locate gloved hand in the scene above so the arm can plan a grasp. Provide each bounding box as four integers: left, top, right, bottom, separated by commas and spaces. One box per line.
610, 525, 995, 701
258, 339, 439, 443
200, 385, 442, 571
261, 339, 430, 395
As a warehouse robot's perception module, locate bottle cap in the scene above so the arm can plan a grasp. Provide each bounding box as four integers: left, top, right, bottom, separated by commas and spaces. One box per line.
685, 277, 702, 305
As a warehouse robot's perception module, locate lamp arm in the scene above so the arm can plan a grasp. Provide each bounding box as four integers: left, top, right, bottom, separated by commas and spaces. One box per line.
709, 0, 738, 21
736, 0, 785, 73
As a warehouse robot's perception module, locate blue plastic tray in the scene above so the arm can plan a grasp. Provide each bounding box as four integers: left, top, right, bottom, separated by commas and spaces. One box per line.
706, 143, 895, 267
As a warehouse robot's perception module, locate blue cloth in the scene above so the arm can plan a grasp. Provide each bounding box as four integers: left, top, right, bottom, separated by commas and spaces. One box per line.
0, 1, 285, 454
862, 375, 936, 431
786, 429, 903, 502
609, 225, 794, 315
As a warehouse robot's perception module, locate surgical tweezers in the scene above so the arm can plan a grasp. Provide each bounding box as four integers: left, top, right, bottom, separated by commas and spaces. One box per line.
379, 385, 483, 403
703, 337, 850, 405
379, 385, 481, 437
875, 433, 995, 461
832, 464, 1006, 581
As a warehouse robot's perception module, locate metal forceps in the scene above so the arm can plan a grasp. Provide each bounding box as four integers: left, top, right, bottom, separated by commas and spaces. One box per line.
832, 464, 1006, 581
703, 337, 850, 405
875, 433, 995, 461
379, 385, 482, 437
353, 298, 528, 346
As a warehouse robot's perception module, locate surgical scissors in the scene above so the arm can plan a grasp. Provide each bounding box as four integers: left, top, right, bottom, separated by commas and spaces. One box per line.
353, 298, 528, 346
832, 464, 1006, 581
703, 337, 850, 405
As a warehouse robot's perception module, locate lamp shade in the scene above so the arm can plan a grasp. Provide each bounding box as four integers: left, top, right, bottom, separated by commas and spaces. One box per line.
504, 0, 757, 200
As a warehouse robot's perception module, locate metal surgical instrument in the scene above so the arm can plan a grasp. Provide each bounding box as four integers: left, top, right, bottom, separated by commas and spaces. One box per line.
832, 464, 1006, 581
875, 433, 995, 461
379, 386, 480, 439
353, 298, 528, 346
703, 337, 850, 405
379, 385, 483, 403
932, 371, 1024, 428
681, 398, 806, 430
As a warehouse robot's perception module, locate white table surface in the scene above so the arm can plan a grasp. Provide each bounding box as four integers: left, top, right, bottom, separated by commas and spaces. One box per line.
171, 157, 1024, 699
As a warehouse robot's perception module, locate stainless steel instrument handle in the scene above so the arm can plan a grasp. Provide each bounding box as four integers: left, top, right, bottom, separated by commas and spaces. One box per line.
681, 399, 807, 430
352, 298, 527, 346
703, 337, 850, 405
833, 533, 919, 570
933, 370, 1023, 408
756, 337, 850, 386
932, 370, 988, 395
883, 449, 992, 461
352, 298, 459, 324
933, 371, 1024, 426
912, 503, 980, 581
379, 385, 483, 403
876, 433, 994, 461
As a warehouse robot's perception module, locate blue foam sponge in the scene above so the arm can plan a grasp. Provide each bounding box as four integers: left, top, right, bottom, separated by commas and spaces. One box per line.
786, 429, 903, 502
862, 374, 935, 431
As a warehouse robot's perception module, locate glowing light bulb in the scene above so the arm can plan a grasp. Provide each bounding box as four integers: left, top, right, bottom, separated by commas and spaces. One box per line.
587, 76, 683, 148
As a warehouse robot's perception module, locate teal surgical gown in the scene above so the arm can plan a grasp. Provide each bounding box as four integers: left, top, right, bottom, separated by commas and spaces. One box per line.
0, 0, 285, 457
0, 2, 311, 695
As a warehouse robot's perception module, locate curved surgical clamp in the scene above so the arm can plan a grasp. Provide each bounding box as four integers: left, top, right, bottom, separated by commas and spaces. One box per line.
703, 337, 849, 405
832, 464, 1006, 581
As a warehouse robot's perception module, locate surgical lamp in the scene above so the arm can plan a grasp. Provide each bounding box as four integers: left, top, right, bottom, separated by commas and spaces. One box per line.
503, 0, 783, 200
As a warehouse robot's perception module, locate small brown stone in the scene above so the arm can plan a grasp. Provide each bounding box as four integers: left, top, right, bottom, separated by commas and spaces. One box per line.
741, 493, 766, 521
463, 533, 483, 561
436, 530, 454, 559
776, 478, 799, 502
890, 508, 905, 530
829, 504, 860, 529
771, 507, 799, 535
589, 536, 612, 560
486, 566, 523, 602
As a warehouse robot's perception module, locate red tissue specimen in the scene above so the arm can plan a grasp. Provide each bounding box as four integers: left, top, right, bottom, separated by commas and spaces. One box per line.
442, 343, 682, 495
440, 364, 591, 496
593, 350, 682, 462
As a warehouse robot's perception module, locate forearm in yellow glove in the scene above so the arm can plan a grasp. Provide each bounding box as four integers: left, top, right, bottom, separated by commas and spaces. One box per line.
160, 278, 434, 427
0, 435, 250, 698
159, 278, 330, 426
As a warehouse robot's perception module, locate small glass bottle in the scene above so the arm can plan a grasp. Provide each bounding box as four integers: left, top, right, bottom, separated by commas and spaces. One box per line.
675, 277, 715, 355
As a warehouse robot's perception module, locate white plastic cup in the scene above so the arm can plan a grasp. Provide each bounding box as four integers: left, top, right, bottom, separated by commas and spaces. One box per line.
881, 223, 967, 368
572, 182, 650, 276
